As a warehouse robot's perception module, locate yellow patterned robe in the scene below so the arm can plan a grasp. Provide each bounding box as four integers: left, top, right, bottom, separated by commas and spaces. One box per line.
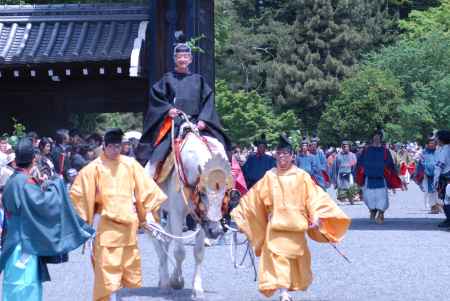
70, 153, 167, 301
231, 165, 351, 297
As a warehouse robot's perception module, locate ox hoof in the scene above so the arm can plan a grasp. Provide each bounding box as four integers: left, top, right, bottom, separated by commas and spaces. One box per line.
170, 274, 185, 290
192, 288, 205, 300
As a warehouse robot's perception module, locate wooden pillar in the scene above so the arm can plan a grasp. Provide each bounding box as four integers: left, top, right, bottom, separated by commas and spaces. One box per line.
148, 0, 214, 88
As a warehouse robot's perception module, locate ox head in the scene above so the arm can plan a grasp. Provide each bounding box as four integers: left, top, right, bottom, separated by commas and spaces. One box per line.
197, 154, 233, 239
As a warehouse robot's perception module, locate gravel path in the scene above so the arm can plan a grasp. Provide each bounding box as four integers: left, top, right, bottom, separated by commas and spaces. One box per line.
9, 184, 449, 301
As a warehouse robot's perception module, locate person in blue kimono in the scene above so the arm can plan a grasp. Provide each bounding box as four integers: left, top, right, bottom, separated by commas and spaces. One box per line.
0, 138, 94, 301
356, 129, 401, 224
309, 137, 329, 190
295, 139, 316, 176
242, 134, 276, 189
332, 141, 358, 204
414, 136, 440, 214
433, 130, 450, 228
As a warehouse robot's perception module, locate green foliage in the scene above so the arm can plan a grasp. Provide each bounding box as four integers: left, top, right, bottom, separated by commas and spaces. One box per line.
217, 0, 398, 131
3, 117, 28, 148
366, 32, 450, 98
215, 81, 300, 147
187, 35, 206, 54
215, 0, 232, 56
387, 98, 435, 142
413, 77, 450, 130
321, 28, 450, 144
11, 117, 26, 138
215, 4, 270, 92
318, 67, 405, 145
387, 0, 441, 18
365, 32, 450, 135
267, 0, 398, 129
69, 113, 143, 135
399, 0, 450, 38
97, 113, 143, 132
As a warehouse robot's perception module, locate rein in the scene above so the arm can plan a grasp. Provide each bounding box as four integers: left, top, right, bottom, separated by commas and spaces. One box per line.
170, 112, 210, 224
143, 221, 200, 241
171, 111, 227, 223
146, 111, 231, 244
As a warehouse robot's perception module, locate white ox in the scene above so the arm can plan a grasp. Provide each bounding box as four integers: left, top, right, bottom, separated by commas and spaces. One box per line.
145, 129, 230, 299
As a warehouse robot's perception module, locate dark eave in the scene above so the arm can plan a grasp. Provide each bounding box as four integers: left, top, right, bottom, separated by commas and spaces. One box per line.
0, 4, 149, 76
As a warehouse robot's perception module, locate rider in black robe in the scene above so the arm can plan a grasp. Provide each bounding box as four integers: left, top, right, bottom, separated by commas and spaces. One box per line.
136, 34, 230, 166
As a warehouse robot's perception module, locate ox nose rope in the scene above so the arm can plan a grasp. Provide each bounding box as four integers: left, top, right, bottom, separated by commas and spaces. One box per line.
144, 221, 200, 241
142, 222, 201, 269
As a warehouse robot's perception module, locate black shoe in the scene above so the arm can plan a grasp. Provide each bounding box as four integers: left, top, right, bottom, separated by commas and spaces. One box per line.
438, 220, 450, 228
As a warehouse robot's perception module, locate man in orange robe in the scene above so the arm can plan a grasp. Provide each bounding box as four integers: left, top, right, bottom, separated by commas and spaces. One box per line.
70, 129, 167, 301
231, 134, 351, 301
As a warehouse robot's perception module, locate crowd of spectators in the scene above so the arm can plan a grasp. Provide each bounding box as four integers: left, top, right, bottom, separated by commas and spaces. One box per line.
0, 129, 139, 187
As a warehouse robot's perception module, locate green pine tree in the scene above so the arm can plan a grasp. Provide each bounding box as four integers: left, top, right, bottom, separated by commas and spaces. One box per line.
265, 0, 397, 130
217, 0, 398, 131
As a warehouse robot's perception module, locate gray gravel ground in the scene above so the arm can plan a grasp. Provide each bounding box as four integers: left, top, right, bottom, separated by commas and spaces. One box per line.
5, 184, 450, 301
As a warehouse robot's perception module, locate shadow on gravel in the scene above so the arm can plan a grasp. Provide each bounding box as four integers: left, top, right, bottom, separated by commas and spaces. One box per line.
349, 218, 444, 231
118, 287, 224, 300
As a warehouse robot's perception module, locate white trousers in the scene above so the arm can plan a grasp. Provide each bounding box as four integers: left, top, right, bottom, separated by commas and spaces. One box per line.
363, 184, 389, 211
424, 192, 440, 208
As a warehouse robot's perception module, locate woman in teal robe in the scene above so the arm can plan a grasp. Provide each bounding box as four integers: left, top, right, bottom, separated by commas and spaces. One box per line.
0, 138, 93, 301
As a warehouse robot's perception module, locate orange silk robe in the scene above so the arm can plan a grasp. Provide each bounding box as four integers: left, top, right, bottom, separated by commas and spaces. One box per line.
231, 165, 351, 297
70, 154, 167, 301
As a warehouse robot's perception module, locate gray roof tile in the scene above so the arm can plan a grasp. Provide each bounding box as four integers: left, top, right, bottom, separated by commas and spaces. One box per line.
0, 4, 149, 65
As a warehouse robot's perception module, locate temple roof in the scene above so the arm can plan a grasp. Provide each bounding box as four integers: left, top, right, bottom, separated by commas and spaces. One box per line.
0, 4, 149, 76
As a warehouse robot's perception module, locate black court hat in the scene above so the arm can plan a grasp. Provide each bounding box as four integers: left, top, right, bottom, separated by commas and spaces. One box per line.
104, 128, 124, 146
254, 134, 268, 146
426, 133, 436, 143
173, 31, 192, 55
373, 128, 384, 138
276, 134, 293, 151
301, 137, 309, 146
311, 134, 320, 143
15, 137, 35, 165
